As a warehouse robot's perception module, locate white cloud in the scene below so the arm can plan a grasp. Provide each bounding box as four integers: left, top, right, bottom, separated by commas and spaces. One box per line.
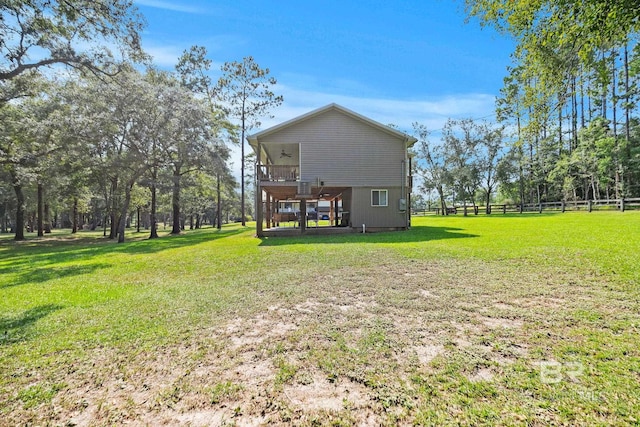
143, 44, 183, 68
135, 0, 202, 14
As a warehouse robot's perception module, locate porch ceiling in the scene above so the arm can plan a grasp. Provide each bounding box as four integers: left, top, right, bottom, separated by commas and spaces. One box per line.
261, 185, 348, 201
260, 143, 299, 166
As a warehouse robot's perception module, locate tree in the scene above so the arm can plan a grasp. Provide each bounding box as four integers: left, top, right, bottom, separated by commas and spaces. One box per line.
0, 78, 69, 240
217, 56, 283, 226
442, 119, 481, 213
159, 80, 214, 235
412, 123, 449, 215
465, 1, 639, 65
0, 103, 30, 240
466, 0, 640, 200
475, 122, 504, 213
71, 69, 154, 243
0, 0, 146, 82
176, 46, 236, 232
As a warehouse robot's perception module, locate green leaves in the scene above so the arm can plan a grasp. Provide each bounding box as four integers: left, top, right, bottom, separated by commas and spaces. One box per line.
1, 0, 146, 81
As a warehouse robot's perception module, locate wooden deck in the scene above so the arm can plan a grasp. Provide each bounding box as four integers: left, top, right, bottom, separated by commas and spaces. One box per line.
261, 226, 356, 237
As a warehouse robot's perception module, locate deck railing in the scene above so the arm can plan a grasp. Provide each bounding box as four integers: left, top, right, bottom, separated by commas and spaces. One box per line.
258, 165, 299, 182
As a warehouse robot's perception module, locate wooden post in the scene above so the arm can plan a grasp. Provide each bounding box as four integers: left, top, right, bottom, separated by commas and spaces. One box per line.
256, 143, 263, 237
503, 204, 506, 214
588, 200, 592, 212
334, 198, 339, 227
621, 198, 625, 212
256, 188, 263, 237
474, 206, 478, 215
538, 203, 542, 213
265, 195, 271, 229
561, 200, 565, 213
300, 199, 306, 233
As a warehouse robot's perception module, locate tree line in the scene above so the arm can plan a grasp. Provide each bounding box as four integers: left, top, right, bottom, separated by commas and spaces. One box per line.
1, 1, 282, 242
414, 1, 640, 213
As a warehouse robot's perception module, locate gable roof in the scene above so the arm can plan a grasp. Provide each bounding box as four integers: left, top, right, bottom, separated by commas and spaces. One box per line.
247, 103, 417, 147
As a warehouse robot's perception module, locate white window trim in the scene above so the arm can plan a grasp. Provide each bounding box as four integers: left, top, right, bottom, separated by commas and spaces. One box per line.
371, 189, 388, 207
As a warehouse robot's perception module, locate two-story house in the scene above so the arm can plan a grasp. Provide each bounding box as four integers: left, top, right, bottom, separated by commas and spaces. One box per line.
248, 103, 417, 237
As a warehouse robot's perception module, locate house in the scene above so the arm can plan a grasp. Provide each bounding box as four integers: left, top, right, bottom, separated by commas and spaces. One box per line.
248, 103, 417, 237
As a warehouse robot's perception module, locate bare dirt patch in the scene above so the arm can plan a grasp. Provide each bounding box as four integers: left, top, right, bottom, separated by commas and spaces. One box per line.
480, 316, 524, 329
411, 344, 445, 365
8, 256, 618, 426
283, 371, 368, 412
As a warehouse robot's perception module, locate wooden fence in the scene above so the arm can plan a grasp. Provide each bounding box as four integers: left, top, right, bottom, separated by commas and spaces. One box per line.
414, 198, 640, 216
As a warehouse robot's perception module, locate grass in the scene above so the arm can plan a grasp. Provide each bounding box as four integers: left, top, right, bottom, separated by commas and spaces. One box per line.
1, 212, 639, 425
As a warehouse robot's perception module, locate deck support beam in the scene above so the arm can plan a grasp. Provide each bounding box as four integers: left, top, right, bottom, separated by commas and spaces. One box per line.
256, 142, 264, 237
300, 199, 306, 233
266, 194, 271, 229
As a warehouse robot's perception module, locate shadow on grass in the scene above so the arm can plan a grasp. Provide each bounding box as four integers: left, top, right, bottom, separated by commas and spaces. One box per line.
0, 263, 113, 290
259, 225, 477, 246
0, 304, 63, 345
0, 227, 246, 288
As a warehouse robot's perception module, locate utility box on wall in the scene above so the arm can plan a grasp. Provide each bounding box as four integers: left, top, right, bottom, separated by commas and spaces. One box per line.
398, 198, 407, 212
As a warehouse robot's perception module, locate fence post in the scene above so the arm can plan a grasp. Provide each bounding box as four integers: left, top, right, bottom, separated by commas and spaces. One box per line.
503, 204, 506, 214
621, 198, 625, 212
561, 201, 565, 213
474, 206, 478, 215
518, 204, 523, 214
538, 203, 542, 213
588, 200, 592, 212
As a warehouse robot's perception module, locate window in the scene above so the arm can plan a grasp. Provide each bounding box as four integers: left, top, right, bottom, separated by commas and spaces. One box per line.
371, 189, 388, 207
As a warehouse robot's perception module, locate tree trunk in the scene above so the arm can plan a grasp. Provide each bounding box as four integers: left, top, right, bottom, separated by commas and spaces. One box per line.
572, 76, 578, 151
72, 198, 78, 233
240, 103, 246, 226
580, 67, 585, 129
136, 206, 141, 233
216, 173, 222, 230
171, 166, 181, 234
37, 183, 44, 237
12, 174, 25, 241
485, 187, 491, 214
558, 94, 563, 153
109, 177, 118, 239
1, 200, 7, 233
612, 49, 620, 199
44, 201, 51, 233
624, 43, 631, 159
437, 185, 447, 216
118, 180, 136, 244
149, 181, 159, 239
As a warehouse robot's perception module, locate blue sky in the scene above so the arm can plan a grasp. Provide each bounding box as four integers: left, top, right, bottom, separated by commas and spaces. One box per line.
134, 0, 515, 169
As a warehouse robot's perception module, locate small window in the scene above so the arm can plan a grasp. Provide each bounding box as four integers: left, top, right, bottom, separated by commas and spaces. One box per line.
371, 189, 388, 207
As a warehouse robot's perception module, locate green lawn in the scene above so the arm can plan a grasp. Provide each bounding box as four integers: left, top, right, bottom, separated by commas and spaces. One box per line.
1, 213, 639, 426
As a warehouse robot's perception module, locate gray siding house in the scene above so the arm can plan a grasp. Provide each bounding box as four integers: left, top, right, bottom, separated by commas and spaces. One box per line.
248, 103, 417, 237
